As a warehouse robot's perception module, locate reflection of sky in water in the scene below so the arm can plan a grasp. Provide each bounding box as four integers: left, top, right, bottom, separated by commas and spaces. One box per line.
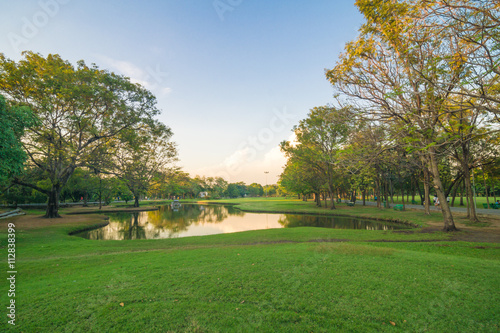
79, 204, 407, 240
164, 213, 281, 238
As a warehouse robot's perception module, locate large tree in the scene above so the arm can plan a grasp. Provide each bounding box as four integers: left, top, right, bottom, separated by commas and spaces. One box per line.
0, 52, 162, 217
281, 106, 354, 209
279, 156, 325, 205
110, 122, 177, 207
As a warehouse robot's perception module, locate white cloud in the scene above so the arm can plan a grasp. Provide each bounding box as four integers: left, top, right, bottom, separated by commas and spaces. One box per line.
183, 107, 297, 184
263, 145, 286, 165
160, 87, 173, 95
93, 54, 172, 95
188, 144, 287, 185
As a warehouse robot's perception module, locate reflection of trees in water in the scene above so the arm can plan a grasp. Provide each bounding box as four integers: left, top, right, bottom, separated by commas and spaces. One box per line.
279, 214, 397, 230
87, 204, 242, 239
225, 205, 245, 216
106, 212, 134, 223
86, 212, 146, 240
140, 204, 244, 237
121, 212, 146, 239
144, 208, 190, 237
156, 204, 244, 226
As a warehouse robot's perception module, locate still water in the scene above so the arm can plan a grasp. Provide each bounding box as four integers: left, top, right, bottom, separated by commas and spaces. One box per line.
76, 204, 408, 240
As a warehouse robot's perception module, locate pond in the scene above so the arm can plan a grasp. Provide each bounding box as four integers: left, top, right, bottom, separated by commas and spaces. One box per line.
75, 203, 409, 240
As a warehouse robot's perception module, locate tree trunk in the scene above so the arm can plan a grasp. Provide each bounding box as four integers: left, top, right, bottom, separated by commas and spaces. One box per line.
451, 181, 458, 207
375, 175, 381, 208
460, 178, 465, 207
428, 150, 458, 231
315, 192, 321, 207
423, 168, 431, 215
45, 185, 61, 218
329, 186, 336, 210
462, 158, 479, 222
384, 179, 390, 209
400, 182, 405, 211
483, 166, 490, 209
457, 141, 479, 221
134, 195, 140, 207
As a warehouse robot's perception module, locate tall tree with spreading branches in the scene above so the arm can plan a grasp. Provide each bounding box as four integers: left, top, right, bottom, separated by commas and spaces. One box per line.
0, 52, 163, 217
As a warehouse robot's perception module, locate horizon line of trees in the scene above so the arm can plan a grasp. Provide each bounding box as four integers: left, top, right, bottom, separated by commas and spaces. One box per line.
1, 168, 280, 206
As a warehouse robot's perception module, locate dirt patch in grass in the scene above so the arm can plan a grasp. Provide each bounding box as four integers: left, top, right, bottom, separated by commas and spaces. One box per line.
0, 206, 158, 230
418, 213, 500, 243
0, 205, 157, 231
392, 230, 415, 234
449, 229, 500, 243
2, 213, 105, 230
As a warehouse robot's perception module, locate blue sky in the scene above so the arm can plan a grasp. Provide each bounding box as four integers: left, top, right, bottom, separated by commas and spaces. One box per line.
1, 0, 364, 185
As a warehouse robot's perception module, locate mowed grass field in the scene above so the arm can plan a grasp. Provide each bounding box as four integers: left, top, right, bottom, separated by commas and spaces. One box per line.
1, 198, 499, 332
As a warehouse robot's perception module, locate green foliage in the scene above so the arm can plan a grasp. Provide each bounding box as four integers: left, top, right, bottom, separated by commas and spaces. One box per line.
202, 176, 229, 199
263, 184, 278, 197
225, 182, 247, 198
280, 106, 355, 205
247, 183, 264, 197
110, 121, 177, 206
0, 95, 36, 186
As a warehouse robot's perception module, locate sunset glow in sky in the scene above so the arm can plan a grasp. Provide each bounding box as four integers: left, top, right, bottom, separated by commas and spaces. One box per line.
1, 0, 364, 184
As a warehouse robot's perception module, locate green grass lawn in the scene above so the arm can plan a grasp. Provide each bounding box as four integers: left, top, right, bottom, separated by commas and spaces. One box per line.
1, 198, 499, 332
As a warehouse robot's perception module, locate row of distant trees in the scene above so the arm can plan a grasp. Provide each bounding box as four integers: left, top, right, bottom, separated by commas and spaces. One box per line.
279, 0, 500, 231
1, 168, 279, 205
129, 172, 279, 199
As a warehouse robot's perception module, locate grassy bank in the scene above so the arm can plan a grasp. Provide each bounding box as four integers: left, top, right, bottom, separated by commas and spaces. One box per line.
1, 198, 499, 332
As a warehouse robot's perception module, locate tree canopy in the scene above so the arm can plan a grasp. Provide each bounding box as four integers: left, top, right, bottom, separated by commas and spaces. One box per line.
0, 52, 165, 217
323, 0, 500, 230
